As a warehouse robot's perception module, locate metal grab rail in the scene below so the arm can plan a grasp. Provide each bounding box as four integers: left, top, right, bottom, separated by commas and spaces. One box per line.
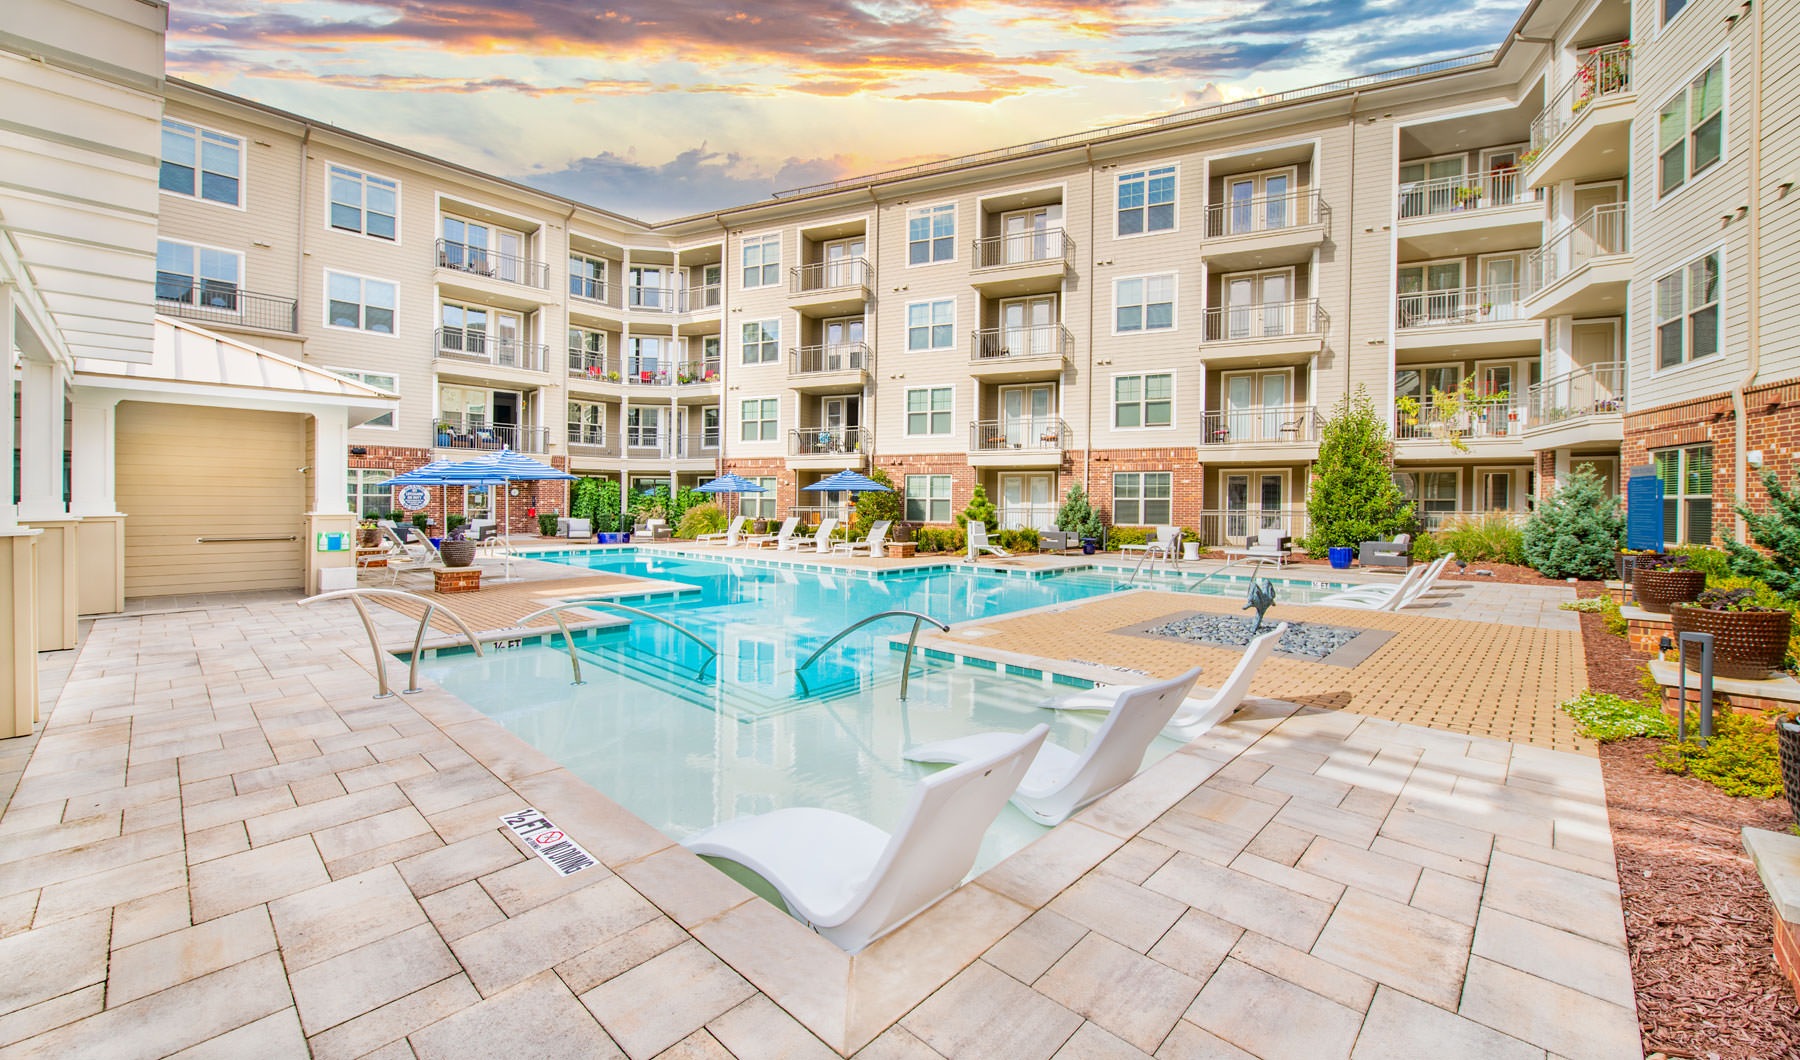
197, 535, 300, 543
1182, 556, 1272, 593
552, 597, 720, 678
796, 610, 950, 702
299, 589, 486, 699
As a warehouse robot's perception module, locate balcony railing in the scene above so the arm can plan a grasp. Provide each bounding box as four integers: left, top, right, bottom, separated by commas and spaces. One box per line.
1201, 405, 1319, 446
154, 283, 298, 333
1416, 508, 1528, 532
971, 229, 1074, 270
615, 358, 721, 386
1526, 202, 1629, 295
996, 504, 1058, 532
1204, 190, 1329, 239
1396, 168, 1538, 219
970, 418, 1069, 453
569, 275, 622, 308
568, 347, 610, 379
1528, 360, 1626, 427
435, 328, 548, 372
1194, 507, 1309, 547
1202, 298, 1328, 343
1396, 284, 1525, 329
790, 342, 869, 376
790, 258, 872, 294
684, 283, 722, 311
1530, 43, 1633, 152
971, 323, 1073, 363
789, 426, 870, 457
1395, 398, 1526, 442
627, 285, 680, 313
434, 418, 549, 453
566, 425, 619, 456
673, 430, 721, 459
436, 238, 549, 289
624, 430, 667, 456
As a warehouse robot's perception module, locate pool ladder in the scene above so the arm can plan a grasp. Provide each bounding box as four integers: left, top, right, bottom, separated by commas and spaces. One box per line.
796, 610, 950, 702
300, 588, 488, 699
516, 598, 721, 686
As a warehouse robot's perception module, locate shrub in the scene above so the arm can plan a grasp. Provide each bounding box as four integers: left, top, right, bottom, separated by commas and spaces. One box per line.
1669, 544, 1733, 580
1436, 516, 1526, 566
1055, 482, 1105, 543
1522, 465, 1622, 578
1301, 387, 1414, 555
997, 528, 1039, 552
1410, 533, 1448, 563
446, 514, 468, 533
850, 467, 902, 540
1653, 708, 1782, 798
570, 477, 603, 524
1559, 598, 1607, 613
670, 487, 707, 526
590, 479, 621, 534
1559, 690, 1672, 741
1106, 525, 1151, 548
957, 484, 998, 529
912, 526, 966, 554
676, 502, 727, 538
1601, 594, 1627, 636
1726, 469, 1800, 597
537, 512, 560, 537
1699, 575, 1800, 667
629, 486, 670, 524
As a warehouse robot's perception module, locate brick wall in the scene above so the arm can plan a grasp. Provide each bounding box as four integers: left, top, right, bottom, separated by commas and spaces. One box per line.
1088, 448, 1204, 527
1536, 450, 1557, 501
349, 445, 571, 536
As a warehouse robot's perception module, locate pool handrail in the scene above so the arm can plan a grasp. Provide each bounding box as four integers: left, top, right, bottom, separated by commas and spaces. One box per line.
1180, 556, 1272, 593
797, 609, 951, 702
299, 588, 486, 699
544, 597, 721, 679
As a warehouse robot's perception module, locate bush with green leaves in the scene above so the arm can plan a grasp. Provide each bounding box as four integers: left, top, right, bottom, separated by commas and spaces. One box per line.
675, 502, 727, 539
1409, 533, 1448, 563
1653, 708, 1782, 798
1436, 516, 1526, 566
1106, 526, 1152, 548
1726, 469, 1800, 598
912, 526, 965, 553
957, 484, 997, 529
1301, 387, 1414, 555
570, 477, 602, 524
628, 486, 670, 524
537, 512, 560, 537
1055, 482, 1105, 543
1669, 544, 1733, 580
1558, 690, 1672, 741
1522, 465, 1622, 578
670, 487, 707, 526
589, 479, 622, 533
996, 528, 1039, 552
849, 467, 901, 540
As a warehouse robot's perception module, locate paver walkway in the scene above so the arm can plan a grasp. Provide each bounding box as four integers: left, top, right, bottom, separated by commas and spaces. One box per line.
0, 591, 1637, 1059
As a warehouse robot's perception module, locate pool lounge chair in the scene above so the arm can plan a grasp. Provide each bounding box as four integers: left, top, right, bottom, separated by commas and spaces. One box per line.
1318, 557, 1449, 611
698, 515, 748, 546
1042, 623, 1288, 739
1039, 529, 1080, 554
565, 518, 592, 540
783, 516, 838, 553
1219, 530, 1292, 569
1119, 525, 1179, 563
906, 667, 1203, 826
682, 724, 1049, 952
966, 521, 1011, 560
1359, 533, 1412, 569
377, 525, 442, 585
833, 520, 891, 557
753, 516, 799, 549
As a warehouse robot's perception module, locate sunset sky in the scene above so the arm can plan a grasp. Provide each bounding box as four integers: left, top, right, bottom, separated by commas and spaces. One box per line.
167, 0, 1526, 221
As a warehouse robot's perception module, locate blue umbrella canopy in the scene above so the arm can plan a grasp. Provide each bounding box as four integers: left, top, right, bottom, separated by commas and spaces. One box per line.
444, 447, 576, 482
386, 459, 503, 486
802, 469, 891, 493
695, 473, 767, 494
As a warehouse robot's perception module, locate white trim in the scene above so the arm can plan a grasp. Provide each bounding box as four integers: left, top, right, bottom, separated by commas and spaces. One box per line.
1112, 161, 1180, 240
1652, 49, 1729, 206
903, 296, 958, 352
1649, 244, 1724, 376
1108, 369, 1177, 432
323, 160, 402, 245
903, 201, 959, 268
1110, 469, 1176, 526
738, 316, 782, 365
321, 267, 400, 337
157, 116, 248, 212
902, 383, 956, 438
739, 230, 783, 289
330, 366, 400, 431
738, 393, 782, 444
1110, 272, 1178, 336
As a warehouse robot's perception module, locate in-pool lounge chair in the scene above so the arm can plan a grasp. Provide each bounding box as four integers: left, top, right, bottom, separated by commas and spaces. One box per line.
966, 521, 1011, 560
906, 667, 1203, 825
698, 516, 748, 546
753, 516, 798, 549
1042, 623, 1289, 739
682, 725, 1049, 952
833, 519, 891, 557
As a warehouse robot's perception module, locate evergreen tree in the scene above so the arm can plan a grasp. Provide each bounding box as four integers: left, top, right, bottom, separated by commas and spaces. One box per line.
850, 467, 902, 539
1302, 387, 1413, 554
1522, 464, 1622, 578
1726, 469, 1800, 598
957, 484, 998, 529
1055, 482, 1105, 542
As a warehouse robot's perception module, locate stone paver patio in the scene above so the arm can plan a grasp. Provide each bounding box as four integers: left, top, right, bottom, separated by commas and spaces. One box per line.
0, 568, 1637, 1059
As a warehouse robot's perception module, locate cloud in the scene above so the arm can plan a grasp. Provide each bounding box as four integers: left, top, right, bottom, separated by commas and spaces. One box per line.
515, 146, 856, 220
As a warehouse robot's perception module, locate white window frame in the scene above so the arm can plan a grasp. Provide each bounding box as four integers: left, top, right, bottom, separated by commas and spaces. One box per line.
904, 385, 955, 437
1653, 247, 1722, 372
154, 238, 242, 308
741, 233, 781, 288
331, 368, 399, 430
741, 319, 780, 365
323, 269, 399, 336
1112, 471, 1173, 526
1111, 371, 1175, 431
1115, 163, 1178, 238
626, 406, 664, 448
1656, 54, 1727, 200
569, 253, 608, 301
1112, 274, 1177, 335
325, 163, 400, 242
905, 474, 953, 523
744, 478, 779, 520
905, 299, 956, 352
740, 396, 779, 443
158, 118, 245, 209
347, 468, 395, 518
1653, 444, 1714, 545
567, 400, 605, 444
905, 203, 957, 267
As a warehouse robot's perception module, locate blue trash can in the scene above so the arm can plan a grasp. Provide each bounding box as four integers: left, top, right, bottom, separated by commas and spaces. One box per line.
1328, 545, 1354, 569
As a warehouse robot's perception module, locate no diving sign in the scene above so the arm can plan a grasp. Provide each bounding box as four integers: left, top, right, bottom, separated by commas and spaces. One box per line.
501, 808, 597, 877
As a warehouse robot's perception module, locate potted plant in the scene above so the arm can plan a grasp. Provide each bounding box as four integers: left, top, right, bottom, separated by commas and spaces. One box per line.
1633, 553, 1704, 613
605, 370, 621, 382
1670, 587, 1793, 680
1452, 185, 1482, 210
1776, 710, 1800, 822
438, 524, 477, 569
357, 516, 381, 549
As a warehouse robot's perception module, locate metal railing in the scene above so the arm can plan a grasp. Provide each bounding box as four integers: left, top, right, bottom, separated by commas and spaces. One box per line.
972, 228, 1073, 269
435, 328, 548, 372
1530, 43, 1633, 152
1394, 399, 1525, 441
684, 283, 722, 311
996, 504, 1057, 532
613, 358, 721, 386
1396, 167, 1538, 218
1202, 298, 1327, 342
627, 285, 681, 312
1396, 283, 1525, 328
299, 589, 486, 699
1201, 405, 1319, 445
1181, 556, 1273, 594
1194, 508, 1309, 547
1204, 190, 1329, 238
434, 418, 550, 453
971, 323, 1073, 362
520, 598, 719, 682
970, 418, 1068, 453
569, 275, 620, 307
673, 430, 720, 459
790, 258, 872, 294
568, 347, 610, 378
566, 425, 616, 456
155, 284, 298, 332
1528, 360, 1626, 426
789, 425, 870, 456
436, 238, 549, 289
623, 431, 667, 457
1526, 202, 1630, 295
1416, 509, 1528, 531
796, 610, 950, 702
790, 342, 869, 375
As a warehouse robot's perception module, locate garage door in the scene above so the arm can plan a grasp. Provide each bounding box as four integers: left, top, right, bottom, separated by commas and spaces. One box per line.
116, 402, 308, 597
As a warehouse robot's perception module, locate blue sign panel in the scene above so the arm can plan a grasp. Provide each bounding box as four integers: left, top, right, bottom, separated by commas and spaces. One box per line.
1626, 471, 1665, 551
397, 484, 431, 511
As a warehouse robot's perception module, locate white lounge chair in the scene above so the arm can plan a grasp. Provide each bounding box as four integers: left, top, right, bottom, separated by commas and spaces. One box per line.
1320, 554, 1451, 611
966, 521, 1011, 561
682, 724, 1049, 952
906, 667, 1203, 826
377, 525, 441, 585
833, 520, 892, 557
1043, 623, 1289, 740
697, 515, 748, 546
1119, 525, 1178, 562
785, 516, 838, 553
754, 516, 799, 549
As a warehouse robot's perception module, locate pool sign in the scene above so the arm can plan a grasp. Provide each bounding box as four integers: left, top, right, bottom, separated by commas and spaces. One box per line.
501, 808, 596, 877
397, 484, 431, 511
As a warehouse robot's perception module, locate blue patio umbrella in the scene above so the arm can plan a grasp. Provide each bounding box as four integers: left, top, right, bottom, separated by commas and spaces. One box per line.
801, 469, 891, 494
695, 472, 769, 518
414, 449, 576, 578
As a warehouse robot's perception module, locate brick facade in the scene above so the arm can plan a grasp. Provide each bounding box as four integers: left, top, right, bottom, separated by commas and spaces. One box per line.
1088, 448, 1204, 528
349, 445, 571, 536
1622, 374, 1800, 540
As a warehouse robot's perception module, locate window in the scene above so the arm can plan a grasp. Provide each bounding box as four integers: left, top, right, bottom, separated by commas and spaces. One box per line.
742, 235, 780, 288
1114, 275, 1176, 332
741, 320, 780, 364
159, 119, 242, 206
626, 407, 662, 447
569, 254, 607, 300
1116, 165, 1176, 236
1113, 373, 1173, 429
1658, 58, 1724, 196
567, 402, 604, 445
745, 478, 778, 520
334, 368, 398, 428
347, 468, 393, 518
1664, 0, 1689, 23
905, 387, 953, 436
906, 300, 955, 351
905, 475, 952, 523
907, 204, 956, 265
1655, 445, 1713, 544
1113, 472, 1172, 525
328, 165, 397, 240
1655, 251, 1720, 368
701, 406, 721, 448
325, 271, 396, 334
155, 240, 240, 308
741, 398, 778, 442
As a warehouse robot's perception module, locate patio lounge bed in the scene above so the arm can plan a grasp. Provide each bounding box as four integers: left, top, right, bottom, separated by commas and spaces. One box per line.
1219, 530, 1292, 568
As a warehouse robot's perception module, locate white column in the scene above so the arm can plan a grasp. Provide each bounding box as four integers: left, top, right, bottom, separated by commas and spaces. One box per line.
0, 286, 17, 532
16, 356, 65, 521
311, 409, 350, 514
69, 391, 120, 516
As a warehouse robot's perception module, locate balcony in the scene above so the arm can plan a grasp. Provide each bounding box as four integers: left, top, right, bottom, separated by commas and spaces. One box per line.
1394, 284, 1540, 355
1524, 203, 1630, 319
1201, 191, 1329, 269
1195, 507, 1309, 548
627, 285, 681, 314
1394, 398, 1527, 454
1199, 299, 1327, 364
968, 418, 1068, 469
788, 259, 872, 316
622, 430, 669, 460
1525, 44, 1633, 189
566, 425, 620, 459
613, 358, 721, 389
1523, 360, 1625, 449
569, 275, 622, 309
435, 238, 549, 291
434, 328, 549, 374
154, 283, 298, 333
434, 417, 549, 454
788, 342, 869, 394
684, 283, 722, 312
1200, 405, 1319, 455
567, 347, 614, 387
673, 431, 721, 461
969, 229, 1072, 296
788, 426, 871, 469
1394, 169, 1543, 258
969, 324, 1072, 381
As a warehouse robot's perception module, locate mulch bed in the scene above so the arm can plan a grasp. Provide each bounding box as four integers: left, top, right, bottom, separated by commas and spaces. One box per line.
1575, 581, 1800, 1058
